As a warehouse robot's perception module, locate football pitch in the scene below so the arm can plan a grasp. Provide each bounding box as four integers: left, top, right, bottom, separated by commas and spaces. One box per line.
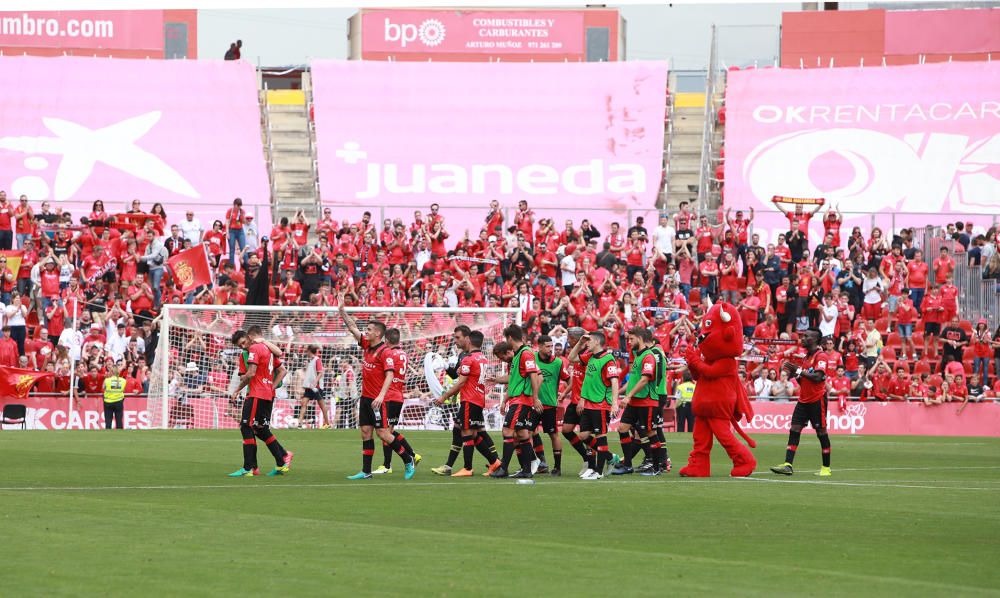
3, 430, 999, 597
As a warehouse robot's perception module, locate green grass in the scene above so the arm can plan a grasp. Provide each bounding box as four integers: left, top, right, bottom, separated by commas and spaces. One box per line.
2, 430, 999, 597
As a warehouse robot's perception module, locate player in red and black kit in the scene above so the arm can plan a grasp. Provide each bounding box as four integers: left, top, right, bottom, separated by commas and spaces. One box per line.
771, 330, 832, 476
488, 325, 543, 479
228, 330, 293, 477
374, 327, 419, 474
560, 327, 595, 474
433, 327, 501, 477
340, 301, 416, 480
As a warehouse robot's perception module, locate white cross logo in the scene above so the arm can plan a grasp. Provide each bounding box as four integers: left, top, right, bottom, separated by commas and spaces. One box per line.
335, 142, 367, 164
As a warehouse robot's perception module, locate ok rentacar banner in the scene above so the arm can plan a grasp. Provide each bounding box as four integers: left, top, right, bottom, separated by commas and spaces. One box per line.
724, 62, 1000, 241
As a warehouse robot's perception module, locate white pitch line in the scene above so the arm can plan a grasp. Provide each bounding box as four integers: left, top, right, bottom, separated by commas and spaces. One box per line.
737, 477, 999, 491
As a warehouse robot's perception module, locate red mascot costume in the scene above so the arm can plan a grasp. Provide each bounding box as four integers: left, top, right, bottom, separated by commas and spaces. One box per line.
679, 302, 757, 477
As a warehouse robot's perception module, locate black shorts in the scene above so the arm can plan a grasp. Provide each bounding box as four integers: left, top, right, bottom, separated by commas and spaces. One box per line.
924, 322, 941, 336
562, 402, 581, 426
358, 397, 402, 429
676, 229, 693, 241
240, 396, 274, 428
304, 388, 324, 402
620, 405, 655, 433
458, 402, 486, 430
503, 404, 539, 431
579, 408, 610, 436
791, 398, 828, 431
538, 406, 558, 434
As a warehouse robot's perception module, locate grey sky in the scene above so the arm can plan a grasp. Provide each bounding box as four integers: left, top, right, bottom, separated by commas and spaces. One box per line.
198, 3, 841, 69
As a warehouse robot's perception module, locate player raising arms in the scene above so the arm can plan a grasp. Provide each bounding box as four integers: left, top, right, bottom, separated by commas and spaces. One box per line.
771, 329, 832, 477
373, 327, 420, 474
567, 330, 621, 480
613, 328, 668, 477
340, 300, 417, 481
432, 328, 501, 477
560, 328, 595, 474
533, 335, 568, 476
228, 329, 293, 477
489, 325, 543, 479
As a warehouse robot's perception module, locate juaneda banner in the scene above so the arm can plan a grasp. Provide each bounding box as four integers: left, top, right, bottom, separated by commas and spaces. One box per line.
361, 9, 584, 55
724, 62, 1000, 243
743, 401, 1000, 437
0, 56, 271, 232
0, 10, 163, 51
312, 60, 668, 234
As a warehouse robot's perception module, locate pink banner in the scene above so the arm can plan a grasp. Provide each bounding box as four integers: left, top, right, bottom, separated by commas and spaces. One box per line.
312, 60, 667, 235
5, 397, 151, 430
724, 62, 1000, 243
0, 56, 270, 231
0, 10, 163, 51
885, 9, 1000, 56
743, 401, 1000, 437
361, 9, 583, 55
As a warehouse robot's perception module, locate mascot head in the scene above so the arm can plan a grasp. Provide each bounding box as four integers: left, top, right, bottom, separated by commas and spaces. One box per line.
698, 302, 744, 360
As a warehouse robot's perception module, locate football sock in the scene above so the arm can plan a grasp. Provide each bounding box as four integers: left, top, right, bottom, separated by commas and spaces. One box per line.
517, 439, 535, 473
241, 438, 257, 471
257, 429, 286, 466
501, 435, 515, 470
462, 435, 475, 470
819, 433, 831, 467
362, 438, 375, 474
475, 431, 499, 464
532, 433, 546, 462
382, 441, 393, 469
785, 429, 801, 464
564, 432, 590, 460
656, 429, 669, 465
553, 449, 562, 470
395, 432, 415, 458
595, 436, 610, 472
389, 438, 413, 465
649, 435, 666, 471
446, 427, 462, 467
619, 432, 634, 466
240, 424, 257, 470
586, 436, 599, 470
638, 435, 652, 460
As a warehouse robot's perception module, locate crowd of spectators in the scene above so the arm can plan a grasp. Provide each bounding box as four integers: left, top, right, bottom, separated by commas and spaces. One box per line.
0, 188, 998, 408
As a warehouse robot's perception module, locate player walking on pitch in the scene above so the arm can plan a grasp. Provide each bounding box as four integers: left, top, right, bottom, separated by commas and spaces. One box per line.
373, 327, 420, 474
340, 301, 416, 480
489, 325, 543, 479
771, 329, 832, 476
612, 328, 668, 476
431, 328, 501, 476
228, 330, 293, 477
567, 330, 621, 480
533, 335, 568, 476
561, 328, 596, 474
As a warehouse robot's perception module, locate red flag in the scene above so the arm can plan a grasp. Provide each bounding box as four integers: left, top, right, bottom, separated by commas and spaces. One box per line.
167, 244, 213, 292
0, 250, 24, 276
0, 367, 54, 400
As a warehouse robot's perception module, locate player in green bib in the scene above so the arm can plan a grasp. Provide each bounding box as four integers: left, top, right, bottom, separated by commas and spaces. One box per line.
613, 327, 669, 476
567, 330, 621, 480
533, 335, 569, 476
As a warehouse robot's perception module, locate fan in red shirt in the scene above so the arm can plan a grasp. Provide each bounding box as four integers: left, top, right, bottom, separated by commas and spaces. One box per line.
340, 300, 416, 480
772, 330, 831, 476
432, 326, 501, 476
933, 247, 955, 286
228, 330, 292, 477
828, 365, 851, 411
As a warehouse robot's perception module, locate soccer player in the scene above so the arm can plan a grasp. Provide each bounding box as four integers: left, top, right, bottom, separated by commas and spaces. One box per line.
431, 325, 473, 475
340, 301, 416, 480
488, 325, 543, 479
296, 344, 329, 428
639, 334, 672, 474
561, 327, 595, 474
771, 330, 832, 477
533, 335, 568, 476
567, 330, 621, 480
432, 328, 501, 476
228, 330, 293, 477
373, 327, 420, 474
613, 328, 669, 476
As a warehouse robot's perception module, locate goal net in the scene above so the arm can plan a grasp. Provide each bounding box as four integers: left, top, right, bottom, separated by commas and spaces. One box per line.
147, 305, 520, 430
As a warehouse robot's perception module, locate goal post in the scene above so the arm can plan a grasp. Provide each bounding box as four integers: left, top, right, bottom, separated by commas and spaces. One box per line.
147, 304, 521, 430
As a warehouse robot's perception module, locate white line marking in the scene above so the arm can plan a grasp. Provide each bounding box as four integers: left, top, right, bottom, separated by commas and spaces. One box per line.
737, 477, 998, 491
